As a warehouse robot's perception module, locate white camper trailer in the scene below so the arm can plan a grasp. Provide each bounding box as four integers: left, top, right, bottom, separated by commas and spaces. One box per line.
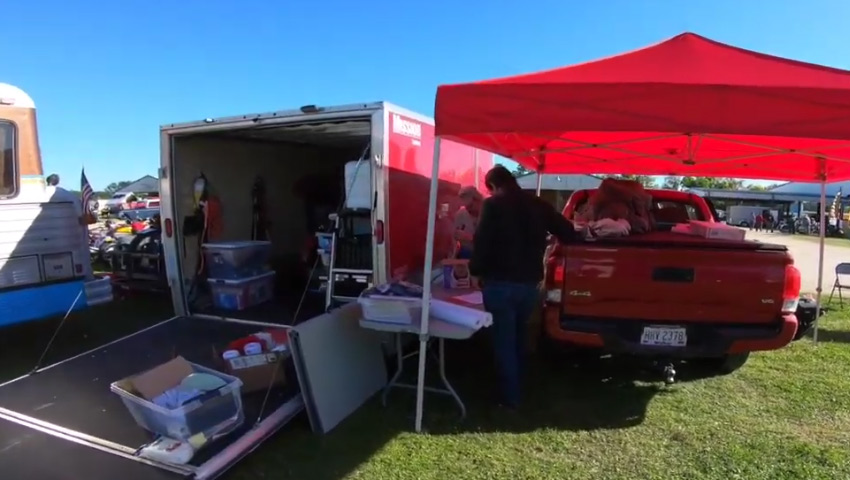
0, 83, 111, 327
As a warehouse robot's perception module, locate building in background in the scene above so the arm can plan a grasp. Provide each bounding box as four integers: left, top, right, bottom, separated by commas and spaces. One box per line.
517, 173, 602, 211
115, 175, 159, 196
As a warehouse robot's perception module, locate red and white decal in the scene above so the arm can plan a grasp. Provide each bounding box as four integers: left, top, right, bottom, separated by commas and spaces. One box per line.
392, 113, 422, 145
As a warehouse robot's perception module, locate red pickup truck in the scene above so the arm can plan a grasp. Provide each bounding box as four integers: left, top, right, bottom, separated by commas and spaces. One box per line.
543, 189, 802, 376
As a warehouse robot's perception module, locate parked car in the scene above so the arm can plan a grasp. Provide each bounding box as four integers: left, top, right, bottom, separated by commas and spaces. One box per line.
543, 188, 802, 380
100, 192, 133, 215
129, 197, 160, 209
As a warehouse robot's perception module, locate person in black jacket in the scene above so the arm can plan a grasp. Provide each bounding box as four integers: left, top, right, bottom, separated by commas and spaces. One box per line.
470, 165, 581, 409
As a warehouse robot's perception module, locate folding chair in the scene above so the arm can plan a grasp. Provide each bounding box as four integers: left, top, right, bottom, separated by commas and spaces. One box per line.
828, 263, 850, 306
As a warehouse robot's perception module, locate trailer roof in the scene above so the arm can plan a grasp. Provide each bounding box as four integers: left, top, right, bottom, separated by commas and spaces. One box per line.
160, 102, 385, 131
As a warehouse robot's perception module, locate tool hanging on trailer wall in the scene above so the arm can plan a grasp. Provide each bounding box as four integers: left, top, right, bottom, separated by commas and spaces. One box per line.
184, 173, 223, 305
251, 176, 270, 241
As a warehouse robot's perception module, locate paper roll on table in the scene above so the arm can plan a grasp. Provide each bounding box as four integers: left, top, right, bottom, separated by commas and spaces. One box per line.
430, 299, 492, 330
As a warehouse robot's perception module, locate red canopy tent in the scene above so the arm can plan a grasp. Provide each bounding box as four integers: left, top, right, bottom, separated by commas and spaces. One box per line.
434, 32, 850, 181
409, 32, 850, 433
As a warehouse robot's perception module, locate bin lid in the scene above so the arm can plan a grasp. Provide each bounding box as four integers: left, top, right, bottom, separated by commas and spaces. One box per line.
207, 270, 276, 285
202, 241, 272, 249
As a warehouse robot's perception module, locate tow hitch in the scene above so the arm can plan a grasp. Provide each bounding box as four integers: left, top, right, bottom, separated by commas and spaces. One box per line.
662, 362, 677, 385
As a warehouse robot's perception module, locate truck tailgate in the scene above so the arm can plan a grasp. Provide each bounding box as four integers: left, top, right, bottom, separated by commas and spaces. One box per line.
561, 232, 791, 324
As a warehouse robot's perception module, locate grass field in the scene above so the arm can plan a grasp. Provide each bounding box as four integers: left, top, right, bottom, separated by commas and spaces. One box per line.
2, 295, 850, 480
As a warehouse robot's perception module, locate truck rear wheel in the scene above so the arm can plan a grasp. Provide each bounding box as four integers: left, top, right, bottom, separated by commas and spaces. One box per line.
698, 352, 750, 375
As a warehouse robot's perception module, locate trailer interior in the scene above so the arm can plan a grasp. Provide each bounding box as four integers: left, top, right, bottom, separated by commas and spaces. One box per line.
172, 117, 376, 324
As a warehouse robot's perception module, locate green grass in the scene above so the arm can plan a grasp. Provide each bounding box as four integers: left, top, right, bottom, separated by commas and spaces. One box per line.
230, 307, 850, 480
2, 296, 850, 480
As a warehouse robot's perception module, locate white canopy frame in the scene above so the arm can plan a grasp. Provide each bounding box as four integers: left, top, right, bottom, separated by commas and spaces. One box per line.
412, 132, 832, 433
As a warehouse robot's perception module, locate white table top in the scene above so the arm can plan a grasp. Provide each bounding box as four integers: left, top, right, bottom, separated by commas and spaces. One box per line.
358, 286, 487, 340
359, 316, 476, 340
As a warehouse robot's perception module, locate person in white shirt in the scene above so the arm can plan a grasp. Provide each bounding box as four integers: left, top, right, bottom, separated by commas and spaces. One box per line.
454, 186, 482, 259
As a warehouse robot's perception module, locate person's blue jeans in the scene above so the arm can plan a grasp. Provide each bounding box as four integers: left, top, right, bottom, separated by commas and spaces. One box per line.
482, 281, 540, 407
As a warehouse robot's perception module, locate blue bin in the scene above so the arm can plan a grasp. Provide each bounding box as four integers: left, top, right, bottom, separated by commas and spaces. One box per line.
202, 241, 272, 280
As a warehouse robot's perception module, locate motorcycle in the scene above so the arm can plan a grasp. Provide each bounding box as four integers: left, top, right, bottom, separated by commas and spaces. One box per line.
89, 231, 118, 263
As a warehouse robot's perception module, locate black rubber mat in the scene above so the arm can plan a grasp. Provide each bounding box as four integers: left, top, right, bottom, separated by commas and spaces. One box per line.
0, 316, 300, 466
0, 416, 186, 480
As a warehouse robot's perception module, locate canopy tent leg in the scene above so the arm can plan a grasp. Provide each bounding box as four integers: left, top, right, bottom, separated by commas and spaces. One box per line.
473, 150, 480, 190
535, 150, 545, 197
814, 174, 827, 344
414, 138, 442, 432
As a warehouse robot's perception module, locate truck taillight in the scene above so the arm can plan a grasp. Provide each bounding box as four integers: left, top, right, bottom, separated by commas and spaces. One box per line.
782, 264, 801, 313
545, 248, 564, 304
374, 220, 384, 244
164, 218, 173, 238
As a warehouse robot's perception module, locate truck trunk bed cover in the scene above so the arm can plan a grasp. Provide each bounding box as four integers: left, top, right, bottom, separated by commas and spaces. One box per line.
583, 230, 787, 251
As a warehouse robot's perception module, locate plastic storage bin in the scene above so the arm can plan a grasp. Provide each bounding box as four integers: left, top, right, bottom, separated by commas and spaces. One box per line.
208, 271, 275, 311
202, 241, 272, 280
358, 293, 422, 325
110, 363, 245, 440
315, 232, 333, 267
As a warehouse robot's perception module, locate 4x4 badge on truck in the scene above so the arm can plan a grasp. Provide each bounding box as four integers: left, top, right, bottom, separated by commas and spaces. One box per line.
761, 299, 775, 304
568, 290, 592, 297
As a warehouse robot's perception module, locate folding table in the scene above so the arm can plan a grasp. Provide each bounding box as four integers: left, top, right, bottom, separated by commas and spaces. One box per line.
359, 288, 485, 420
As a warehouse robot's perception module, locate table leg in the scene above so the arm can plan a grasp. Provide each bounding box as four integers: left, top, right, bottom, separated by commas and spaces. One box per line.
437, 338, 466, 419
382, 333, 404, 406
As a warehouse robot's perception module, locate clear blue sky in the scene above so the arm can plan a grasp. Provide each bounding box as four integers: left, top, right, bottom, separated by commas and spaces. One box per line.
3, 0, 850, 190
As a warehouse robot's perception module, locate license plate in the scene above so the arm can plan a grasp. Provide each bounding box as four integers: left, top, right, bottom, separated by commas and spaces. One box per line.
640, 326, 687, 347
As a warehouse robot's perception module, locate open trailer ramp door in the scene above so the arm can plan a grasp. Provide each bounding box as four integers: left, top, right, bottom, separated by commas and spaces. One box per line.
0, 413, 186, 480
0, 305, 393, 479
0, 316, 306, 480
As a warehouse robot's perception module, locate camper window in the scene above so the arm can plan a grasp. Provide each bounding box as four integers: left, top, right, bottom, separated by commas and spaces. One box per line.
0, 121, 15, 198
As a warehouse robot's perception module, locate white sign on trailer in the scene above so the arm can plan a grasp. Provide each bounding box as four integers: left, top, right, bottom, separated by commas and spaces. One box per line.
392, 113, 422, 140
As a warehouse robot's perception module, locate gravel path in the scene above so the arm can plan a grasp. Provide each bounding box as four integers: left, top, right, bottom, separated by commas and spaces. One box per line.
747, 230, 850, 294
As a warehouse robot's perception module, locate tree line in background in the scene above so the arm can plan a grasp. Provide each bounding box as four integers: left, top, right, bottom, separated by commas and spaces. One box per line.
509, 165, 779, 191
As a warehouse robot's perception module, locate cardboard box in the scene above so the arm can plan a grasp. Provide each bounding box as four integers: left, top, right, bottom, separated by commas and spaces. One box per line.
121, 356, 195, 400
442, 259, 471, 289
217, 349, 289, 394
688, 220, 746, 241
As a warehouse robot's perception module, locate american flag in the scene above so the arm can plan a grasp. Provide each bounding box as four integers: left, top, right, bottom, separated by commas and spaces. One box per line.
80, 168, 95, 216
